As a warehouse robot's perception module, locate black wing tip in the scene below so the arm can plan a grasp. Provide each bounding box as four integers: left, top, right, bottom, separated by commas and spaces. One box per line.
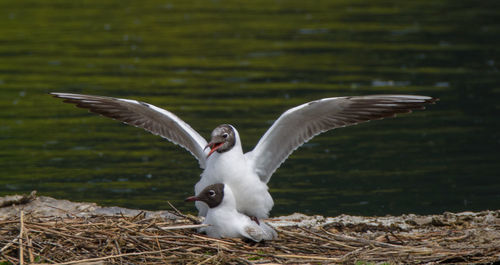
49, 92, 63, 98
50, 92, 79, 105
50, 92, 82, 100
49, 92, 98, 110
409, 95, 439, 105
428, 97, 439, 104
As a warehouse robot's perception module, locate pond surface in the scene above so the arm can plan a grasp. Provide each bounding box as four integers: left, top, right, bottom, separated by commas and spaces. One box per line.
1, 0, 499, 217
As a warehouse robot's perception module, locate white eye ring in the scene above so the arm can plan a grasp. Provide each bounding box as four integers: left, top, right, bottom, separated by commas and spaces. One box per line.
222, 133, 229, 139
208, 190, 216, 197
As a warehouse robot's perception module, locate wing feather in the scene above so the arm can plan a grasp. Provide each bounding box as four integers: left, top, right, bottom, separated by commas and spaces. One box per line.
245, 95, 437, 183
51, 93, 208, 168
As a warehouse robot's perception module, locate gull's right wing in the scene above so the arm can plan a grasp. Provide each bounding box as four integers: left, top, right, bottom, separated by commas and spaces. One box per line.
51, 93, 209, 168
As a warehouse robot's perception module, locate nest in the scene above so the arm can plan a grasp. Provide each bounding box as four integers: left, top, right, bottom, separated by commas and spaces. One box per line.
1, 208, 499, 265
0, 193, 499, 264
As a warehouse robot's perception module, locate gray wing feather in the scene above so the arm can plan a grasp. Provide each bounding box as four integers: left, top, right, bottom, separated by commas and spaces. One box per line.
243, 221, 277, 242
51, 93, 208, 168
243, 225, 264, 242
245, 95, 437, 183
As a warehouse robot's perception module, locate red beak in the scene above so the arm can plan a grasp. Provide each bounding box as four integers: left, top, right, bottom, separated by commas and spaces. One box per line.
185, 196, 199, 202
205, 142, 224, 158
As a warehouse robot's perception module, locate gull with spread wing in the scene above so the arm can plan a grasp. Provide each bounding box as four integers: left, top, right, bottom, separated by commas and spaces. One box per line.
51, 93, 437, 219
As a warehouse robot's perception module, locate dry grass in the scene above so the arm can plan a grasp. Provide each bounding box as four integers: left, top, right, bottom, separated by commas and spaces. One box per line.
1, 208, 499, 265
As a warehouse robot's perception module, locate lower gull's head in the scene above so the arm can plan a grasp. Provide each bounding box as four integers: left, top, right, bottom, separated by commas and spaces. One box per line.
185, 183, 225, 208
205, 124, 236, 158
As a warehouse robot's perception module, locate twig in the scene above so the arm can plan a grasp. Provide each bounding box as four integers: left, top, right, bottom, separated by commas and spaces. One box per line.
27, 235, 34, 263
113, 239, 123, 265
158, 224, 209, 230
130, 211, 146, 222
191, 234, 237, 246
340, 245, 369, 262
154, 236, 164, 260
41, 248, 181, 265
197, 255, 215, 265
19, 210, 24, 265
0, 235, 20, 253
167, 201, 200, 224
27, 224, 93, 241
274, 254, 341, 261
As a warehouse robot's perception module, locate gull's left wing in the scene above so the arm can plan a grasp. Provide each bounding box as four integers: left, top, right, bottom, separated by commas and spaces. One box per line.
245, 95, 437, 183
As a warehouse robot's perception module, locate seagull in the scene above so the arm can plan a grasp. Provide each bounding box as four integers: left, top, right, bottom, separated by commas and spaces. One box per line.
185, 183, 277, 241
50, 93, 437, 219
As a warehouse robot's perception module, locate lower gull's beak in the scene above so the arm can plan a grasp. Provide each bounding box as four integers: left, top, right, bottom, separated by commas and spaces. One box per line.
185, 196, 200, 202
204, 141, 224, 158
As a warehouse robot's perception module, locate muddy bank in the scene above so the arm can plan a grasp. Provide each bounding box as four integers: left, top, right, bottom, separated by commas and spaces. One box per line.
1, 192, 499, 264
0, 191, 177, 220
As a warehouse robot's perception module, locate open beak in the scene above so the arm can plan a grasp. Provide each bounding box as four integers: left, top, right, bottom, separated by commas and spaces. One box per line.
185, 196, 200, 202
204, 139, 224, 158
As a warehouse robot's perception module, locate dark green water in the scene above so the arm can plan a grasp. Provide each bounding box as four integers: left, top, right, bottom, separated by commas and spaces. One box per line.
1, 0, 499, 217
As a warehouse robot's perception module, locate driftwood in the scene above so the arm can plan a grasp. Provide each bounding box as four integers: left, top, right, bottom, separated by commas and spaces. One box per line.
0, 191, 37, 208
0, 192, 499, 264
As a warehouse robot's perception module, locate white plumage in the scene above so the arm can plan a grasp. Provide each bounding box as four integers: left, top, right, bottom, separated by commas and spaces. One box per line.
186, 183, 277, 241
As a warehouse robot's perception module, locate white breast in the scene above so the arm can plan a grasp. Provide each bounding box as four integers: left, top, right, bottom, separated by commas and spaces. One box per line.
195, 147, 274, 218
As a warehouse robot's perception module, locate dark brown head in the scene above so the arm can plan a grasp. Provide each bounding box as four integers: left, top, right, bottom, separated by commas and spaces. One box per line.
185, 183, 225, 208
205, 124, 236, 158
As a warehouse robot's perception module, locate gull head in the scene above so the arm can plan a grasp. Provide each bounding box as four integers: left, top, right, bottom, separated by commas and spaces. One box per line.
204, 124, 236, 158
185, 183, 225, 208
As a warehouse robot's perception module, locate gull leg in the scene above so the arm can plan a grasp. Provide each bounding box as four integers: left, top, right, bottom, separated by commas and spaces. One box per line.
250, 216, 260, 225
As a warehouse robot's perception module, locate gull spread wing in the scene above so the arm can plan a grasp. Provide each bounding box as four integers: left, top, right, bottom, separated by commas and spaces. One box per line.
51, 93, 208, 168
245, 95, 437, 183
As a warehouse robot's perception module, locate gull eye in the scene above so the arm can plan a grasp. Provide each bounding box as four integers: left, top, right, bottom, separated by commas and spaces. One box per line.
208, 190, 216, 197
222, 133, 228, 139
